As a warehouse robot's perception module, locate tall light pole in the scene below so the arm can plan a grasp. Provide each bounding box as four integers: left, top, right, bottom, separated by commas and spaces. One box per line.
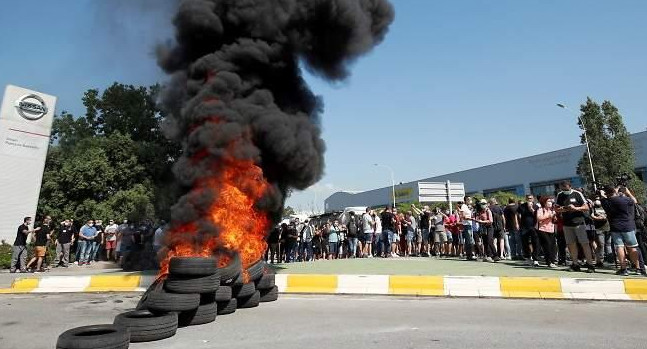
374, 163, 396, 208
557, 103, 597, 191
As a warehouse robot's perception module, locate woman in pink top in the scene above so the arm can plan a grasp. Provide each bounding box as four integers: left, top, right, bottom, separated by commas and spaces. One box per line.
536, 196, 557, 268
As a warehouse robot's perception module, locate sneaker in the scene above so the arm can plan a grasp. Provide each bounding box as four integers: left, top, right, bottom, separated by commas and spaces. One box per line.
548, 263, 559, 269
616, 269, 629, 277
641, 269, 647, 276
526, 258, 533, 266
9, 269, 16, 274
533, 261, 539, 267
595, 262, 604, 269
485, 257, 494, 263
569, 264, 581, 272
585, 264, 596, 273
493, 256, 501, 262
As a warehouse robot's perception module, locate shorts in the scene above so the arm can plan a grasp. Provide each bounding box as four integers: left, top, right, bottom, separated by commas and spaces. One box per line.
564, 225, 589, 245
493, 229, 504, 239
446, 231, 453, 243
611, 231, 638, 248
35, 246, 46, 257
406, 231, 415, 242
434, 231, 447, 243
394, 233, 400, 243
106, 240, 116, 249
422, 229, 430, 243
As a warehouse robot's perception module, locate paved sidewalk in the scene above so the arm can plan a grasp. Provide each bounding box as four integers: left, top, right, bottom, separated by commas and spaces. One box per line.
270, 257, 646, 279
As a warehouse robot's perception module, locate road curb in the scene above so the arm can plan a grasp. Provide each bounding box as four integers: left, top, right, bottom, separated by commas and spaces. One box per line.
1, 274, 646, 301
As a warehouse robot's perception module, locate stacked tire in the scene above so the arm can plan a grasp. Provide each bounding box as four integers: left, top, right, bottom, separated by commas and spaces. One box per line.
56, 254, 279, 347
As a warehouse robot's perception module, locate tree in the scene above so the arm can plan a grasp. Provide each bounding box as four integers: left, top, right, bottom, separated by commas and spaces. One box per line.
283, 206, 296, 217
576, 98, 645, 200
38, 83, 180, 223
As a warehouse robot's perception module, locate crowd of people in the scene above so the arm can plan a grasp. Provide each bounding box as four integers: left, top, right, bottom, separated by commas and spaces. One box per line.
265, 180, 647, 277
9, 217, 168, 273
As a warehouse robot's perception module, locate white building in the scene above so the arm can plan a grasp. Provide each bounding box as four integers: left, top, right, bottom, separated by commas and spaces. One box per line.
325, 131, 647, 212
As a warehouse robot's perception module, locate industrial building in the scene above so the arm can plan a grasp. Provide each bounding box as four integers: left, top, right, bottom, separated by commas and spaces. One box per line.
324, 131, 647, 212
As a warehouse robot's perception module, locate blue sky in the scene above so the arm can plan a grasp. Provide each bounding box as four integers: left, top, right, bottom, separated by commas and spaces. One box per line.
1, 0, 646, 213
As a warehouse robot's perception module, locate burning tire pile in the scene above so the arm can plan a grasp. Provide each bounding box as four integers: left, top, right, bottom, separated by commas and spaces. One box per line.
55, 256, 277, 349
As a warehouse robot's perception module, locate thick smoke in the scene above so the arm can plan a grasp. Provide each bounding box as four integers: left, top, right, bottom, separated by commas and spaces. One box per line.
159, 0, 394, 233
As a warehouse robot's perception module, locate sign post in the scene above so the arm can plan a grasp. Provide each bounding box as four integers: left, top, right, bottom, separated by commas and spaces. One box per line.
0, 85, 56, 242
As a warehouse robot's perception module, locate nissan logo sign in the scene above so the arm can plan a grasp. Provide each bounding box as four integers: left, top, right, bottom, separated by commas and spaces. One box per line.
14, 94, 48, 121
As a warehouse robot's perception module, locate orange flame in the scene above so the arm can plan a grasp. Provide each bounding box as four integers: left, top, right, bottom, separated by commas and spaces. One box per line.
159, 151, 271, 278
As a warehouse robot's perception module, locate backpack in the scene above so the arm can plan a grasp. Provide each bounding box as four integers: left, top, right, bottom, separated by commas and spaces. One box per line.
347, 217, 358, 237
491, 207, 504, 232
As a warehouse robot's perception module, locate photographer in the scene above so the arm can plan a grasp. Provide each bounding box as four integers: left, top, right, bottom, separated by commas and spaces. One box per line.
600, 185, 641, 276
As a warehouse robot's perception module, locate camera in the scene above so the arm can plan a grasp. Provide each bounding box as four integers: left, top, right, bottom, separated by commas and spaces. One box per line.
615, 172, 631, 187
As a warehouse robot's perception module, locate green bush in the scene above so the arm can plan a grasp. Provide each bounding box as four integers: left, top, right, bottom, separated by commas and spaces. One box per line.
0, 240, 12, 269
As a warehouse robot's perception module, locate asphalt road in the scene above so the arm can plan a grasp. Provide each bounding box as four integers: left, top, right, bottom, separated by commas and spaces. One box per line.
1, 293, 645, 349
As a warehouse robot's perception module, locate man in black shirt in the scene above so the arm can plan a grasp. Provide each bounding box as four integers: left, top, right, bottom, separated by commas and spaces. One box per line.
556, 180, 595, 272
54, 219, 74, 267
601, 186, 643, 276
517, 195, 539, 266
380, 206, 396, 257
26, 216, 52, 273
10, 217, 32, 273
503, 198, 522, 260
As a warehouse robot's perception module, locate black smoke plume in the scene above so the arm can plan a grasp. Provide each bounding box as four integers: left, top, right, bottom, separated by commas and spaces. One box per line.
159, 0, 394, 236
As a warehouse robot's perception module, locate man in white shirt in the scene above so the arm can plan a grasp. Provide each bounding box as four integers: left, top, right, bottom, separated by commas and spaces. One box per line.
362, 208, 375, 258
460, 197, 476, 260
104, 220, 119, 262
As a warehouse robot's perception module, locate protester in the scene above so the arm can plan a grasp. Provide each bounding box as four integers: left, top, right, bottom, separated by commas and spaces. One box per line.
78, 220, 97, 266
268, 224, 281, 264
459, 197, 476, 261
26, 216, 52, 273
432, 208, 447, 257
53, 219, 74, 268
346, 213, 359, 258
518, 195, 540, 267
362, 208, 375, 258
475, 199, 496, 262
10, 217, 32, 273
536, 197, 558, 268
489, 198, 507, 260
327, 220, 339, 260
104, 219, 119, 262
300, 219, 314, 261
380, 206, 396, 258
503, 198, 522, 260
601, 186, 644, 276
91, 219, 104, 262
556, 180, 596, 273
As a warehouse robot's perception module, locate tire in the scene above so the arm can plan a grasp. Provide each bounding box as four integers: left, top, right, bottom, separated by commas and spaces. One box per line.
178, 302, 218, 327
113, 311, 177, 343
164, 273, 220, 294
215, 285, 232, 302
217, 299, 237, 315
136, 277, 164, 311
255, 274, 275, 290
141, 290, 200, 314
237, 291, 260, 309
218, 253, 241, 286
233, 282, 256, 298
260, 286, 279, 303
246, 259, 265, 281
56, 324, 130, 349
169, 257, 217, 276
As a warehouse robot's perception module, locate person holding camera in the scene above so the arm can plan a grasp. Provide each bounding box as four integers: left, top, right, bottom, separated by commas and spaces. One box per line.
600, 185, 643, 276
555, 180, 595, 273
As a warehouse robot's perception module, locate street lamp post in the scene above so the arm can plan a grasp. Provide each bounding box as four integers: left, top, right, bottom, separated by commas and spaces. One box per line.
557, 103, 598, 191
374, 163, 396, 208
